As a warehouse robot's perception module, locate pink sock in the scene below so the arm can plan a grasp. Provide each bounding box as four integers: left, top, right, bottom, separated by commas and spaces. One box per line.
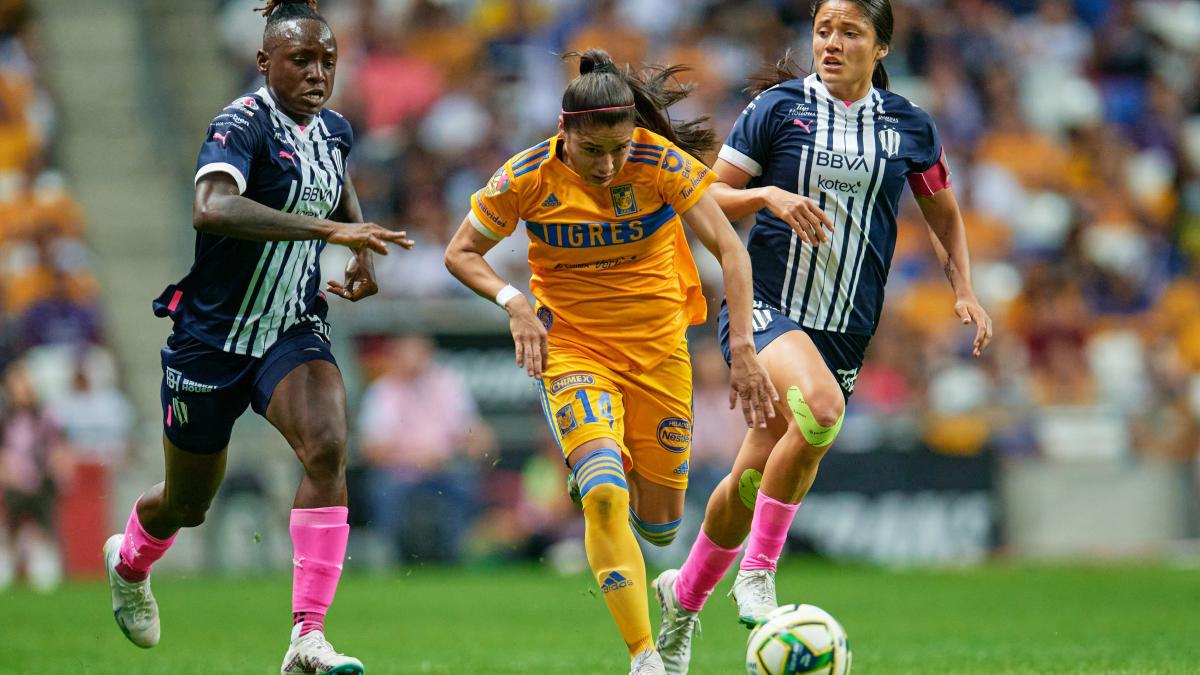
290, 506, 349, 637
675, 529, 742, 612
741, 493, 801, 572
117, 502, 176, 582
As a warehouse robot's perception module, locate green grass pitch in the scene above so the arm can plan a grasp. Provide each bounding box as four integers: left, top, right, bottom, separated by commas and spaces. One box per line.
9, 560, 1199, 674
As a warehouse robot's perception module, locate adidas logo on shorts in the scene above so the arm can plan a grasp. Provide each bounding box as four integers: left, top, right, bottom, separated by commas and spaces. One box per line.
541, 193, 561, 208
673, 460, 689, 475
600, 571, 633, 593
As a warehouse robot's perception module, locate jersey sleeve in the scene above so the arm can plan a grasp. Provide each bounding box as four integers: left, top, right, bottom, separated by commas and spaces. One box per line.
469, 162, 522, 240
908, 106, 945, 173
658, 146, 717, 213
194, 102, 265, 195
718, 87, 785, 178
324, 109, 354, 160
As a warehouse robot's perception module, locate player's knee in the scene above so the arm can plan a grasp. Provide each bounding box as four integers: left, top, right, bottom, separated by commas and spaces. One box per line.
299, 426, 347, 480
785, 385, 845, 448
582, 481, 629, 522
801, 388, 844, 428
628, 507, 682, 547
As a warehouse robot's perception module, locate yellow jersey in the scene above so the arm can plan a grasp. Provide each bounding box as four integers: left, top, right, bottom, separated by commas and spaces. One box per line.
470, 128, 715, 373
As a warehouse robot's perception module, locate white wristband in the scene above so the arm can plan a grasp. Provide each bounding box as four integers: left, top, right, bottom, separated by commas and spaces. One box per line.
495, 284, 522, 308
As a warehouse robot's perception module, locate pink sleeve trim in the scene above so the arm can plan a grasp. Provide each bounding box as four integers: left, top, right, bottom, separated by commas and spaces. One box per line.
908, 149, 952, 196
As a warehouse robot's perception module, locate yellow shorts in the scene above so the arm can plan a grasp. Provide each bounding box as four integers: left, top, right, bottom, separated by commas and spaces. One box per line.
535, 339, 693, 490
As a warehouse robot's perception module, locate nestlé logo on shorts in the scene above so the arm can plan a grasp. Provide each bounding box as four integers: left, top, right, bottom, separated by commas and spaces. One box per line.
657, 417, 691, 453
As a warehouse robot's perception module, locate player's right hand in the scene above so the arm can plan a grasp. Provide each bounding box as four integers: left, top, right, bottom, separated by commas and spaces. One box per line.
506, 296, 549, 378
762, 187, 834, 246
326, 222, 415, 255
728, 342, 779, 429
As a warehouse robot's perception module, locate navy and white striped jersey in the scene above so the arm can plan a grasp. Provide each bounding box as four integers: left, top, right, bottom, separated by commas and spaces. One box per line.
720, 73, 944, 335
153, 88, 353, 357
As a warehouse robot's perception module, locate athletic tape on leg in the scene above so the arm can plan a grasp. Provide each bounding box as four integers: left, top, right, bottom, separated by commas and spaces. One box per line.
786, 386, 843, 447
738, 469, 762, 510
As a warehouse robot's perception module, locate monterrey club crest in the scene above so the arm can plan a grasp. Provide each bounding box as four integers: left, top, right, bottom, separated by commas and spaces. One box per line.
878, 128, 901, 157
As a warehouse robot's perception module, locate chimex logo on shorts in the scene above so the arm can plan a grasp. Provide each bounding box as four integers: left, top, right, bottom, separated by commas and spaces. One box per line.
550, 373, 594, 395
657, 417, 691, 453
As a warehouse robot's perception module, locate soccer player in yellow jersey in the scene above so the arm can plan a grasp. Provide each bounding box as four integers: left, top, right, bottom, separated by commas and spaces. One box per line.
445, 49, 777, 673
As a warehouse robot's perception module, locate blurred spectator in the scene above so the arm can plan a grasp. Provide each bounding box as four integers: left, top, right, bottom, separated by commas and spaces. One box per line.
469, 433, 581, 565
17, 273, 102, 352
0, 361, 71, 591
3, 227, 98, 316
54, 360, 134, 466
564, 0, 649, 74
357, 335, 495, 564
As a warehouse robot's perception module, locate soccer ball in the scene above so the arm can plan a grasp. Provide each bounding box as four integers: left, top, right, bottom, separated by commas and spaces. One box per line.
745, 604, 852, 675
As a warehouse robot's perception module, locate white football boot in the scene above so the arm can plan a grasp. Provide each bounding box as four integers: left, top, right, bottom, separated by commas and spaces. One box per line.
280, 622, 365, 675
103, 534, 160, 648
730, 569, 778, 628
629, 648, 667, 675
652, 569, 700, 675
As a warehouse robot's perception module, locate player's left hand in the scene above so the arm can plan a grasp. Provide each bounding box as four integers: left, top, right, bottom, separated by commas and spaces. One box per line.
728, 343, 779, 428
955, 296, 993, 357
326, 250, 378, 301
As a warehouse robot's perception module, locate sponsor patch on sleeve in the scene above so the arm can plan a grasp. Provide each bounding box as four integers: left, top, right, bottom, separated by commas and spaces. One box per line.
482, 167, 512, 197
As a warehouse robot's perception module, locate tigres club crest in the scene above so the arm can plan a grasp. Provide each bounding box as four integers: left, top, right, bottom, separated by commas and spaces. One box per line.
610, 183, 638, 216
537, 306, 554, 330
483, 167, 511, 197
555, 403, 578, 435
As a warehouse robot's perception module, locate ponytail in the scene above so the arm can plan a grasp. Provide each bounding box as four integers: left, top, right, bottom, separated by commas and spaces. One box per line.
745, 48, 807, 98
561, 49, 717, 161
872, 60, 889, 90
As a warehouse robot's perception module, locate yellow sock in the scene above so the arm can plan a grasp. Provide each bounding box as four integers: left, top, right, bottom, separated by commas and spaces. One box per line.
582, 481, 653, 657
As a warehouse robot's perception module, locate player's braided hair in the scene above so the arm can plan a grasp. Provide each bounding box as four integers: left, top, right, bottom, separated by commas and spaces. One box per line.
561, 49, 717, 162
746, 0, 892, 97
257, 0, 321, 21
257, 0, 328, 44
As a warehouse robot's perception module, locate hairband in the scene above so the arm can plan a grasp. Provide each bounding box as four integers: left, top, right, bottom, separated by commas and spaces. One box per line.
560, 104, 636, 115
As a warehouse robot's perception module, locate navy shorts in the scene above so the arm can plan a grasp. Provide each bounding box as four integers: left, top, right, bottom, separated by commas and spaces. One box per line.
717, 301, 870, 400
159, 325, 337, 453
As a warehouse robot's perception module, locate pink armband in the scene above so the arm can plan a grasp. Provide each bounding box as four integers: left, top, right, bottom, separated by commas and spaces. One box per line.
908, 149, 952, 196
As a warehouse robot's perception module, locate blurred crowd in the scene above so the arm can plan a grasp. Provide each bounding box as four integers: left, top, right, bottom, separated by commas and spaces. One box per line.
0, 0, 136, 589
212, 0, 1200, 564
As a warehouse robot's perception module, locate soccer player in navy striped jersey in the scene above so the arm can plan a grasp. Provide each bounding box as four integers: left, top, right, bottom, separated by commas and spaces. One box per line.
102, 2, 409, 673
653, 2, 994, 671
